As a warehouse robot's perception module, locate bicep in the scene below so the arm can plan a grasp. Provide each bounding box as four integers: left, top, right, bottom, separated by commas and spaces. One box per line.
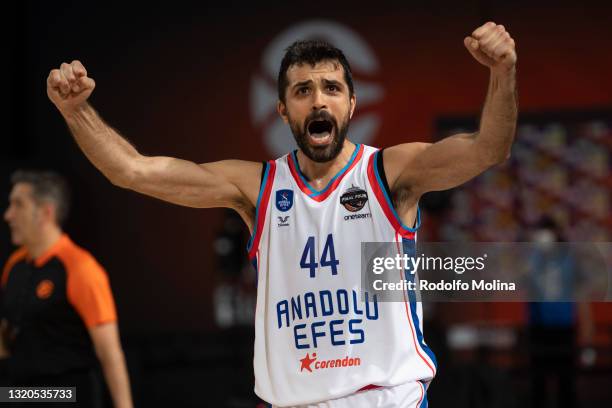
387, 133, 496, 195
129, 157, 262, 209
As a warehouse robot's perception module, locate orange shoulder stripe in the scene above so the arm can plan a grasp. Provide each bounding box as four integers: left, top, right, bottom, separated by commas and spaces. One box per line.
58, 238, 117, 329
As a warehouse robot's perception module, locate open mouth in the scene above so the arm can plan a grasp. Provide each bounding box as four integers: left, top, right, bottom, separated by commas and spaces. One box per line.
307, 120, 334, 145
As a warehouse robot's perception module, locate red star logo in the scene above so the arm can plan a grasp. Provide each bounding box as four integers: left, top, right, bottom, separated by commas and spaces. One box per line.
300, 352, 317, 372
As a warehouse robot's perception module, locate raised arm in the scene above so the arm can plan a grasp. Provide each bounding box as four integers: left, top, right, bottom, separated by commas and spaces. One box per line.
46, 61, 261, 225
385, 22, 518, 201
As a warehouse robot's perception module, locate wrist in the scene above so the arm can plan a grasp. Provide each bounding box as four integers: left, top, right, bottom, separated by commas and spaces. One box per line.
490, 64, 516, 79
489, 65, 517, 93
61, 102, 91, 123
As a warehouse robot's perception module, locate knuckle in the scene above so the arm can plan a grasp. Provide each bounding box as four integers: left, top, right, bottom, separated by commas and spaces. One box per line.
60, 63, 75, 77
51, 72, 62, 84
71, 60, 86, 73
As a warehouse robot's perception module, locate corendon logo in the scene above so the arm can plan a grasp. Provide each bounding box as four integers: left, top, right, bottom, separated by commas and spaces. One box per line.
299, 353, 362, 373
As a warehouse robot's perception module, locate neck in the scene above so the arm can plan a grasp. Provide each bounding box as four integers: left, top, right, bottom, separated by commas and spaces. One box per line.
297, 140, 356, 184
26, 225, 63, 260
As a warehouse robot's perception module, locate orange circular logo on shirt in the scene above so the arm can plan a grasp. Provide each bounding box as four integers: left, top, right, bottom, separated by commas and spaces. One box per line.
36, 280, 55, 299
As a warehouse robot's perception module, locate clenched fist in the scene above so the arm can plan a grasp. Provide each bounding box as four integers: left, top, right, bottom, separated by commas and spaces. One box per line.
464, 22, 517, 72
47, 60, 95, 115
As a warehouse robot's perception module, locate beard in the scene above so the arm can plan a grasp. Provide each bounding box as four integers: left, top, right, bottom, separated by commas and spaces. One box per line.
288, 109, 350, 163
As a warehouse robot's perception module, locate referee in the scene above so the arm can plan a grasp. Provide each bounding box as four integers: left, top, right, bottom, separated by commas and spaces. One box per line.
1, 170, 132, 408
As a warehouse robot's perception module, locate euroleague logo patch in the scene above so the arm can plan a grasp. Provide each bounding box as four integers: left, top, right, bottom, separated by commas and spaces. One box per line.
340, 185, 368, 212
299, 352, 362, 373
36, 279, 55, 299
276, 189, 294, 212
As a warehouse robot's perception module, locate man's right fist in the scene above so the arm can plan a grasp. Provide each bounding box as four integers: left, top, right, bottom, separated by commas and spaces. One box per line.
47, 60, 95, 114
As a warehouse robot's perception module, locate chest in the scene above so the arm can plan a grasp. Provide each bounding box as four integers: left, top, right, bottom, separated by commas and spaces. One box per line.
3, 259, 68, 326
270, 162, 378, 233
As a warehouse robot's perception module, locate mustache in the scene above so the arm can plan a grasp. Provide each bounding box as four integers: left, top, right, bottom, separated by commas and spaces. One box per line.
304, 110, 337, 129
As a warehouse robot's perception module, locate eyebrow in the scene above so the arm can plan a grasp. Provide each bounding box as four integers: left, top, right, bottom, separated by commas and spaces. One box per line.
322, 79, 343, 88
291, 79, 344, 90
292, 80, 313, 90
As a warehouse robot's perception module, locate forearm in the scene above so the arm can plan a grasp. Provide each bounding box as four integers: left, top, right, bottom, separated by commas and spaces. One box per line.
98, 351, 133, 408
62, 103, 140, 187
475, 67, 518, 164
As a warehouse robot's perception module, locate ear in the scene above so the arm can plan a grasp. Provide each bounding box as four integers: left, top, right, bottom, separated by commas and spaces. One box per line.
349, 94, 357, 119
277, 100, 289, 124
40, 202, 57, 225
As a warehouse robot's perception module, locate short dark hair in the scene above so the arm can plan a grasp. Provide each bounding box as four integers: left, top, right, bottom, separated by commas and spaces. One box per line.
278, 40, 354, 103
10, 170, 71, 226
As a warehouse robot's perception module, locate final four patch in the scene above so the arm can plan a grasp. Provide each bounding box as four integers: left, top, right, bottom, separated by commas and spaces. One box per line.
276, 189, 294, 212
340, 185, 368, 212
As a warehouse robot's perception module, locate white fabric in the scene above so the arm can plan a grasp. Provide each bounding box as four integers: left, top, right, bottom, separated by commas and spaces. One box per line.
253, 145, 435, 407
275, 380, 427, 408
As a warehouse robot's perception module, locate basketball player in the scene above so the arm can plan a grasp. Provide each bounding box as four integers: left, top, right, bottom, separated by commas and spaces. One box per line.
46, 22, 517, 407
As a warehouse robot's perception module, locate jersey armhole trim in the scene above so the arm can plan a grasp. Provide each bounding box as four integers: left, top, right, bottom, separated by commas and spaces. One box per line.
247, 160, 276, 259
367, 149, 420, 239
260, 161, 267, 186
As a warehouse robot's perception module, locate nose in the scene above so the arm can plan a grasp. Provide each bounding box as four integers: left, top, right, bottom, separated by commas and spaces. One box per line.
311, 89, 327, 111
4, 206, 13, 223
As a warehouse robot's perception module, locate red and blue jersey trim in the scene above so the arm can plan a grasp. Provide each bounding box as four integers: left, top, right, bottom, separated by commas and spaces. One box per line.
369, 148, 435, 376
366, 150, 420, 239
247, 160, 276, 260
401, 237, 438, 377
288, 144, 364, 202
417, 380, 428, 407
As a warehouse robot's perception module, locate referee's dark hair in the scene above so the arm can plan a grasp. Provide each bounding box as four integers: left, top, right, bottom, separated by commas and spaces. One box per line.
10, 170, 71, 227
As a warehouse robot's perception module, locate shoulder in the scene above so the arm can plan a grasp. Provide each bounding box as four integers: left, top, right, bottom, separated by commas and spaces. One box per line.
203, 159, 266, 208
2, 248, 28, 287
57, 240, 117, 328
56, 239, 107, 282
378, 143, 431, 189
384, 142, 432, 163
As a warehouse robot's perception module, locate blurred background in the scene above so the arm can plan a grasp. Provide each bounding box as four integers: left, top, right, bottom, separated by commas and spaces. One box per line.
2, 0, 612, 406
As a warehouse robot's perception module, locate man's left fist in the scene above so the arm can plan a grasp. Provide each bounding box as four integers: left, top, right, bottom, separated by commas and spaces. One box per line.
465, 22, 517, 72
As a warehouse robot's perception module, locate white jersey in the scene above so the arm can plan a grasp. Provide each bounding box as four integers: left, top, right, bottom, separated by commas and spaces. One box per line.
248, 144, 436, 407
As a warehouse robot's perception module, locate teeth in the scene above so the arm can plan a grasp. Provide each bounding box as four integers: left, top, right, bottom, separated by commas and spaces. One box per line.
310, 131, 330, 139
308, 131, 331, 145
